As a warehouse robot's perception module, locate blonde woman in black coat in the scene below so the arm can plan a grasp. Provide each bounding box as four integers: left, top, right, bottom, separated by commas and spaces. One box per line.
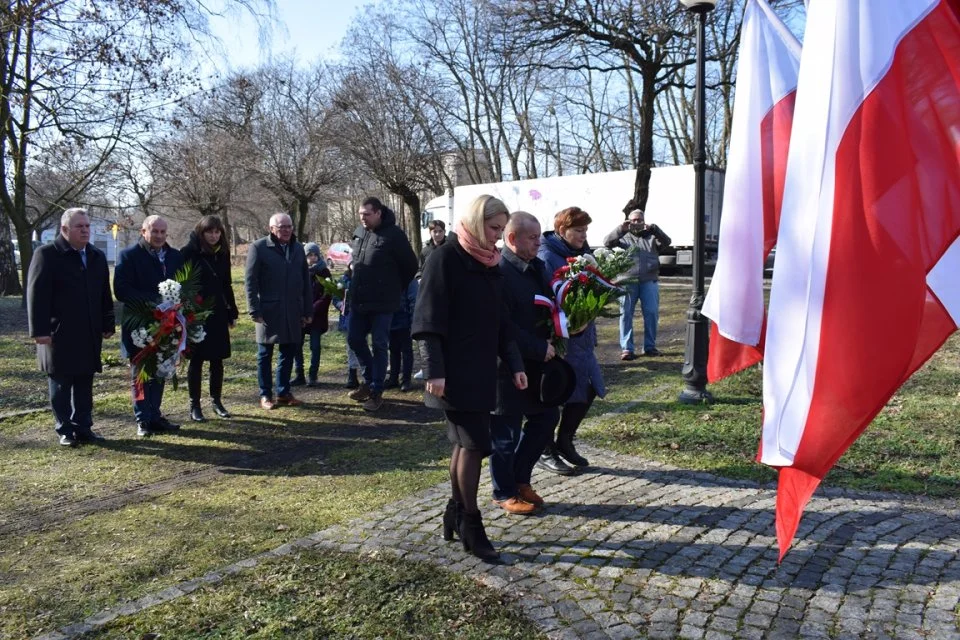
412, 195, 527, 562
180, 216, 238, 421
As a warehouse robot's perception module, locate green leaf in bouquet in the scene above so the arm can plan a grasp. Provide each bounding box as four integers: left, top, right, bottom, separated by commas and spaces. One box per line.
121, 300, 157, 331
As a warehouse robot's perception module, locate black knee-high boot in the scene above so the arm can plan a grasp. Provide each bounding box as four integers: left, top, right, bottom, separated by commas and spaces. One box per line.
209, 360, 230, 418
188, 359, 205, 422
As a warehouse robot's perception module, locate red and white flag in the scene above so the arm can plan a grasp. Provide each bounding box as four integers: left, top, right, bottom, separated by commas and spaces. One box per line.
762, 0, 960, 560
702, 0, 801, 383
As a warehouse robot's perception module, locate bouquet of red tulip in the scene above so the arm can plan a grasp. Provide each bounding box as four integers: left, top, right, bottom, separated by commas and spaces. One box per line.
122, 263, 214, 397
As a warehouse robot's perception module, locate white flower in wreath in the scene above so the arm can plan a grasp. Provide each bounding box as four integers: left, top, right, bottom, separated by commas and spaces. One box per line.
157, 279, 182, 305
191, 326, 207, 343
581, 253, 598, 267
613, 246, 626, 254
131, 327, 151, 348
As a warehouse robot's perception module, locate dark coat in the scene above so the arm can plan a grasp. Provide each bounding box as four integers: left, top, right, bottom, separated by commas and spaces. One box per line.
412, 237, 523, 413
390, 277, 418, 332
494, 247, 554, 416
538, 232, 606, 403
180, 232, 238, 361
114, 239, 185, 359
307, 263, 333, 334
27, 235, 115, 375
419, 232, 455, 272
350, 207, 418, 314
244, 234, 312, 345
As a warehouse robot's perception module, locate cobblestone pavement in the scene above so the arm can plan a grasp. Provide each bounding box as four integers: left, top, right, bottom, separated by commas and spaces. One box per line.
39, 445, 960, 640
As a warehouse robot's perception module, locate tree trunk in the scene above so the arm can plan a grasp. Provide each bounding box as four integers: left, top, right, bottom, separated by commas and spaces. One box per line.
398, 191, 422, 261
632, 71, 657, 212
296, 198, 309, 241
0, 223, 21, 296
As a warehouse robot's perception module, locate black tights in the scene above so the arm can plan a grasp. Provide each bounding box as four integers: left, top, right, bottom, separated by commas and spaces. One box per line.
449, 445, 484, 513
187, 358, 224, 402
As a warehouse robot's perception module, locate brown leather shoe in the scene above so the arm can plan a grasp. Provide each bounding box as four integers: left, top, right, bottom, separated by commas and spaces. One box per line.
516, 483, 545, 507
259, 396, 275, 410
348, 383, 371, 402
493, 497, 537, 515
276, 394, 302, 407
362, 393, 383, 412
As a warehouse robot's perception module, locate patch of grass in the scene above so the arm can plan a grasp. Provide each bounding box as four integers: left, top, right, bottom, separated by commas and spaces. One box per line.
583, 327, 960, 496
85, 548, 543, 640
0, 428, 450, 638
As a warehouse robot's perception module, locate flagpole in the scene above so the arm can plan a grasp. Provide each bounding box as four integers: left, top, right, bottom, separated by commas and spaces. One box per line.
678, 0, 716, 405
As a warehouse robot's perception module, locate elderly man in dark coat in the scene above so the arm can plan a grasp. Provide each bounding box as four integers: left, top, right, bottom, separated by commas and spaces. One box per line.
489, 212, 562, 514
27, 208, 115, 447
347, 196, 418, 412
244, 212, 312, 410
114, 214, 185, 437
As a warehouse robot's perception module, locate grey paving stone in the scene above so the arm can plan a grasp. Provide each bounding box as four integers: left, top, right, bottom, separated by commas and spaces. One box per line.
606, 624, 639, 640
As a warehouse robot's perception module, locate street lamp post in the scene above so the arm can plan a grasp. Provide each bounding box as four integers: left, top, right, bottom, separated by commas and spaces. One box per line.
678, 0, 716, 405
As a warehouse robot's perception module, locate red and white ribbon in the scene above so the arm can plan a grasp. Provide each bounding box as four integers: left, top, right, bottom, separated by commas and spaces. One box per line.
534, 294, 569, 339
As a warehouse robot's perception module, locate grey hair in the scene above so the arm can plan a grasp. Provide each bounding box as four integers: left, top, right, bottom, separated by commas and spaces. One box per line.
142, 214, 165, 230
60, 208, 89, 228
269, 212, 292, 228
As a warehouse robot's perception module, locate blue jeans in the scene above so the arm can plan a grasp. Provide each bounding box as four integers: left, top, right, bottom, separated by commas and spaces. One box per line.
293, 329, 324, 380
257, 342, 297, 399
130, 368, 165, 424
490, 408, 560, 501
619, 280, 660, 353
347, 310, 391, 394
49, 374, 94, 436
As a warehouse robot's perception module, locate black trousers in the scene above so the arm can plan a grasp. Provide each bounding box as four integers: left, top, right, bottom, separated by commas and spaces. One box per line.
48, 373, 94, 436
187, 358, 224, 402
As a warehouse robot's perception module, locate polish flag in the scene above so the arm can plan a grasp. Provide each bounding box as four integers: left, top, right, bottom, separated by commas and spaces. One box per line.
702, 0, 801, 383
762, 0, 960, 560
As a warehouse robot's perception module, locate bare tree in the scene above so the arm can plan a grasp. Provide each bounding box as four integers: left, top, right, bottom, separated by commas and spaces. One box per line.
500, 0, 701, 211
328, 14, 454, 257
0, 0, 274, 295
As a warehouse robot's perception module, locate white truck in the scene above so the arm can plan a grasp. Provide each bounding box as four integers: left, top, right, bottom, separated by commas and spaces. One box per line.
422, 165, 724, 271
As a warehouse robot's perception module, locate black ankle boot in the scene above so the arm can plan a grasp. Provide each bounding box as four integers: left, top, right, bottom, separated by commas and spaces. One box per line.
557, 429, 589, 467
190, 400, 206, 423
344, 368, 360, 389
212, 399, 231, 419
536, 445, 576, 476
458, 509, 499, 562
442, 499, 460, 541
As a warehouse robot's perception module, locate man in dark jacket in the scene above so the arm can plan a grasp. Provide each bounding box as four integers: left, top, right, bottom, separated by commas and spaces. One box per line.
489, 212, 561, 514
27, 208, 115, 447
347, 196, 418, 412
245, 213, 312, 410
604, 208, 672, 359
114, 214, 184, 436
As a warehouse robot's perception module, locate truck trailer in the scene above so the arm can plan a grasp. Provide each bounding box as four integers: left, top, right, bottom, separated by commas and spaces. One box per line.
421, 165, 724, 271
